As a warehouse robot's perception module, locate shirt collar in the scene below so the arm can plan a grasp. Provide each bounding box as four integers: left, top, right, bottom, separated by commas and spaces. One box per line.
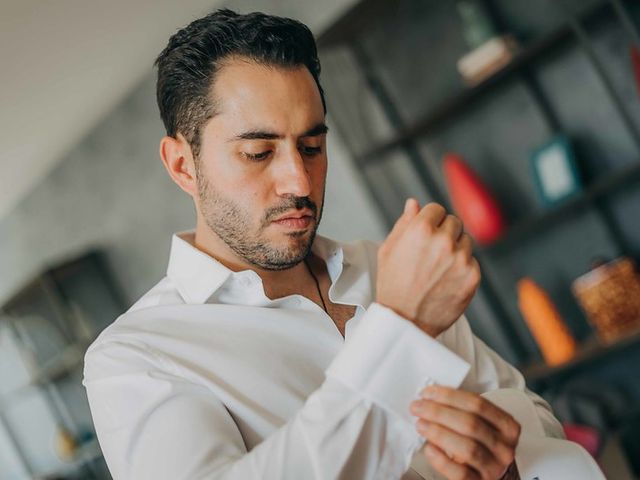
166, 230, 351, 305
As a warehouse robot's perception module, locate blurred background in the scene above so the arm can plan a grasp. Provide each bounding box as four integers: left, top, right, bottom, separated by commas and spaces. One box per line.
2, 0, 640, 478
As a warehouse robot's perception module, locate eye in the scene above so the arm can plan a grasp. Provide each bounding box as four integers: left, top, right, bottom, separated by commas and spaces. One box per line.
242, 151, 271, 162
300, 146, 322, 156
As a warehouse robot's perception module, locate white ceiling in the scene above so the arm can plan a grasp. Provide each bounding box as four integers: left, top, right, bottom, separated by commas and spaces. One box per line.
0, 0, 352, 220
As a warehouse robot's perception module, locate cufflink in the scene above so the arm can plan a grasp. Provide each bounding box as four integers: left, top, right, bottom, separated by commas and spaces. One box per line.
413, 377, 436, 400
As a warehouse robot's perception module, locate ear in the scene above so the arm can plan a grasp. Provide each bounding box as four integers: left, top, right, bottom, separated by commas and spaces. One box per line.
159, 133, 198, 198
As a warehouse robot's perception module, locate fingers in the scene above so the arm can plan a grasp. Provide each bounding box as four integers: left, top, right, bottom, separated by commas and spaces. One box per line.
410, 400, 515, 467
418, 422, 506, 480
458, 233, 473, 256
386, 198, 421, 244
423, 442, 481, 480
440, 214, 464, 242
405, 197, 420, 215
420, 386, 521, 446
416, 201, 447, 228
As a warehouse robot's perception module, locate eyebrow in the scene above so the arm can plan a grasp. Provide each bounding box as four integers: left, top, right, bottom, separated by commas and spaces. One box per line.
230, 122, 329, 141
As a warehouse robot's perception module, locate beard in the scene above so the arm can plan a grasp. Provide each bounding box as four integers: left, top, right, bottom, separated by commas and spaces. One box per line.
196, 172, 324, 271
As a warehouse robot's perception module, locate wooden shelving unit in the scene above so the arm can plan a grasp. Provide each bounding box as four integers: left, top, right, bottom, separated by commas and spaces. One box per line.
522, 328, 640, 387
482, 160, 640, 255
0, 250, 123, 480
2, 341, 89, 404
318, 0, 640, 363
351, 1, 612, 166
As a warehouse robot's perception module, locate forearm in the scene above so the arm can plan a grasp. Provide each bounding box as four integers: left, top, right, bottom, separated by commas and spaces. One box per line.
87, 303, 471, 480
127, 377, 418, 479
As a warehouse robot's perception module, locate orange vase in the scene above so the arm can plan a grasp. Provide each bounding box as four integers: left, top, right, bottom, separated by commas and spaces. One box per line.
517, 277, 577, 366
443, 153, 506, 245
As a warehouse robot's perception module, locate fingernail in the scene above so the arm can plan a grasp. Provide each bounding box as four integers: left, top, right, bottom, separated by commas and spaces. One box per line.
422, 386, 436, 399
404, 198, 412, 213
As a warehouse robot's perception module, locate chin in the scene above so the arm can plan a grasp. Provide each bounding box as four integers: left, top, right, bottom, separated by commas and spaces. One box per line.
271, 233, 315, 264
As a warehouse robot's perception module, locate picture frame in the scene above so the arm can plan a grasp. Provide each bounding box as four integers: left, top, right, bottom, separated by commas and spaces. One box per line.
529, 135, 582, 206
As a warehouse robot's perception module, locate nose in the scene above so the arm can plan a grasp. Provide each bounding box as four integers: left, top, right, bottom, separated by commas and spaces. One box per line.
274, 147, 312, 198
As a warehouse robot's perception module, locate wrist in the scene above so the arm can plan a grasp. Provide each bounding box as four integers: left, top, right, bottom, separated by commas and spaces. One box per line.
372, 301, 442, 338
415, 322, 441, 338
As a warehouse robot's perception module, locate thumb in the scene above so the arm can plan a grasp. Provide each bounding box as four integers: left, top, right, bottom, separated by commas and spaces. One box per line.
387, 198, 419, 241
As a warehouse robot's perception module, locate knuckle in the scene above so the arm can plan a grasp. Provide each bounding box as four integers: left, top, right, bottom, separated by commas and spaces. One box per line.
505, 417, 521, 441
426, 201, 445, 214
464, 416, 482, 435
456, 248, 473, 262
453, 250, 467, 265
429, 423, 444, 438
486, 428, 499, 450
436, 387, 452, 403
466, 264, 482, 287
469, 396, 485, 413
446, 213, 460, 225
465, 282, 480, 297
467, 441, 484, 463
434, 234, 455, 255
418, 220, 437, 236
407, 220, 430, 239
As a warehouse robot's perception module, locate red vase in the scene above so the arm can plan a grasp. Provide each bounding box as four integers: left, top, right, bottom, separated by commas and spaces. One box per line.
442, 153, 506, 245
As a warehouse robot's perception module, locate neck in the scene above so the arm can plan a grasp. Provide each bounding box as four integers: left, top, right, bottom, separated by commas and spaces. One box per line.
193, 220, 321, 300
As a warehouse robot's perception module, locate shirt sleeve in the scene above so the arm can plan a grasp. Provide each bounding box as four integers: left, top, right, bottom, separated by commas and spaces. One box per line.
82, 302, 470, 480
438, 313, 565, 440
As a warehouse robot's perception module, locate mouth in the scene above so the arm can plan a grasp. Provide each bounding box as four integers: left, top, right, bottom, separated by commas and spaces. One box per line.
272, 209, 315, 229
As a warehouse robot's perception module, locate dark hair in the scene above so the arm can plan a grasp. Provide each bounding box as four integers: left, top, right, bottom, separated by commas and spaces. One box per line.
154, 8, 326, 160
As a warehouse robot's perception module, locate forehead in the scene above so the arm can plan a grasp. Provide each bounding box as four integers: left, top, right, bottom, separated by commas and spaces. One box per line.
207, 57, 325, 134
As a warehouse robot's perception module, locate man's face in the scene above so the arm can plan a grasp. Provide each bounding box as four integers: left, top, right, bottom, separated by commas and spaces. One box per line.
194, 58, 327, 271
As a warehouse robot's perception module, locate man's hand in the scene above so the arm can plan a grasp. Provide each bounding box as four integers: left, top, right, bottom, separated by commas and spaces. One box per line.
410, 385, 521, 480
376, 198, 481, 337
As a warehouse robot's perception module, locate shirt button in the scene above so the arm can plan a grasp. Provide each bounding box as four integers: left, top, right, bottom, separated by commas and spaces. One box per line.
292, 298, 302, 306
240, 277, 251, 287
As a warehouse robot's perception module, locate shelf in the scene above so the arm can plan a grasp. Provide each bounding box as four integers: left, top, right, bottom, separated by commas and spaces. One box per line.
35, 437, 103, 480
350, 1, 611, 166
1, 342, 88, 406
480, 160, 640, 255
31, 342, 87, 384
522, 328, 640, 387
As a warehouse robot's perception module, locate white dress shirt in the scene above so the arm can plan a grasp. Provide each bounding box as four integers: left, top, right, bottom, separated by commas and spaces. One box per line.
82, 231, 564, 480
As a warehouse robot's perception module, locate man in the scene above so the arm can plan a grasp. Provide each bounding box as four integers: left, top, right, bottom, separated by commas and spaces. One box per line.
82, 9, 564, 480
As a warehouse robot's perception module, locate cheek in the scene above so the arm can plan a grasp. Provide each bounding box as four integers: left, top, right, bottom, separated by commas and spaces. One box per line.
312, 159, 328, 189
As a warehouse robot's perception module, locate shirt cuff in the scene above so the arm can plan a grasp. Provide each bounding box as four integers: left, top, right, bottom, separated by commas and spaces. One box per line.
325, 302, 471, 429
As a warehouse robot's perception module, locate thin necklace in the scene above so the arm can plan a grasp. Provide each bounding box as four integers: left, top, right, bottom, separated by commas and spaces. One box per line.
304, 257, 328, 314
